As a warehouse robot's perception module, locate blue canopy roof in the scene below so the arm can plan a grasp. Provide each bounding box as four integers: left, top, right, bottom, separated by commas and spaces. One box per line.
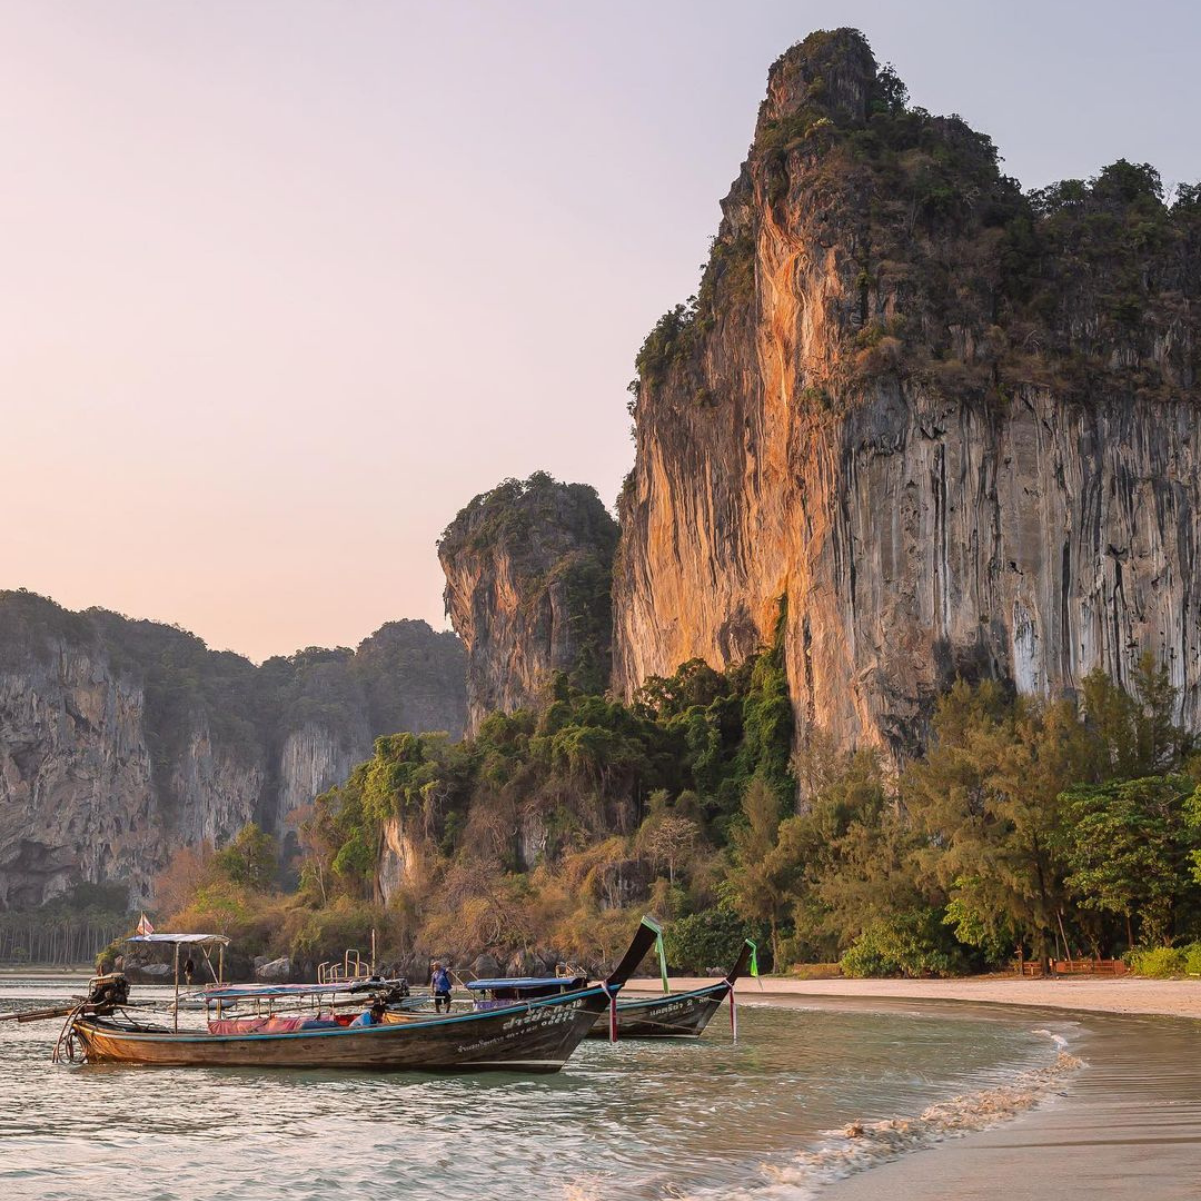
466, 976, 585, 991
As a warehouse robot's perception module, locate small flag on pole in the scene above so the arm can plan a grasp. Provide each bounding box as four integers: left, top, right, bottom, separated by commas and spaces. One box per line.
136, 912, 155, 936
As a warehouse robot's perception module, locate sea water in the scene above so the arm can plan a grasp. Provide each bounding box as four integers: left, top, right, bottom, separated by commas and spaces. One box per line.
0, 977, 1079, 1200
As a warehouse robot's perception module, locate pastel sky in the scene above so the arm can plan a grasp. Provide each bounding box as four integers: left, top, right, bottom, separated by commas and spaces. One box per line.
2, 0, 1197, 661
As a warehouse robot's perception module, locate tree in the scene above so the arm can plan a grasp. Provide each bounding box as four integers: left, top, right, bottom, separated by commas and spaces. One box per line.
1063, 776, 1198, 948
903, 683, 1090, 969
214, 823, 278, 891
153, 841, 216, 918
725, 775, 791, 964
1079, 654, 1183, 778
638, 812, 699, 885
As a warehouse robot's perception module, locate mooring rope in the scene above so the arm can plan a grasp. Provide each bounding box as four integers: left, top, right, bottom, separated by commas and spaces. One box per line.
50, 1001, 86, 1064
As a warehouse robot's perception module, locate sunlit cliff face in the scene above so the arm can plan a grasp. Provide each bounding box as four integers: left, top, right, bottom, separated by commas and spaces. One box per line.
613, 28, 1201, 759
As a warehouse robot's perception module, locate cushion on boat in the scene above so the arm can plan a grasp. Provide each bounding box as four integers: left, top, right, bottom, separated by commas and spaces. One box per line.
207, 1015, 311, 1034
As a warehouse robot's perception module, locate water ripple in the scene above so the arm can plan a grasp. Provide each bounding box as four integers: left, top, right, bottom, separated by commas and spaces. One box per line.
1, 978, 1064, 1200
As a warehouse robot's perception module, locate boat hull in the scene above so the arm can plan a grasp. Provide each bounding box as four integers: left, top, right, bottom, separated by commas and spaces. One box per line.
72, 988, 610, 1072
587, 982, 729, 1039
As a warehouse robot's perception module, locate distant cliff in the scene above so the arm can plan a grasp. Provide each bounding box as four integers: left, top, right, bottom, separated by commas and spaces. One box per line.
0, 591, 466, 906
613, 28, 1201, 756
439, 473, 619, 733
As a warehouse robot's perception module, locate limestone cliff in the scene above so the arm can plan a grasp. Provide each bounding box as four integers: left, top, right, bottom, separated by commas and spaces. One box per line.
0, 592, 467, 906
613, 29, 1201, 757
439, 473, 619, 733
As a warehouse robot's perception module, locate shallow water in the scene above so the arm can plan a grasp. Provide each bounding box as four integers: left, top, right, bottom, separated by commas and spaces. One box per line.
0, 978, 1074, 1200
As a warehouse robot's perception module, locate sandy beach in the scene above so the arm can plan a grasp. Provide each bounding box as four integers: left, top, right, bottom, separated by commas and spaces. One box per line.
627, 975, 1201, 1199
627, 972, 1201, 1019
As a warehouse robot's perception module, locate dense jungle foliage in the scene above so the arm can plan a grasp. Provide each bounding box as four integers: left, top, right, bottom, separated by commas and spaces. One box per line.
143, 621, 1201, 982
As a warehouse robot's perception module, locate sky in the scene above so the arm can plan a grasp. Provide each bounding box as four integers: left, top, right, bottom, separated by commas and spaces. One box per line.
2, 0, 1198, 662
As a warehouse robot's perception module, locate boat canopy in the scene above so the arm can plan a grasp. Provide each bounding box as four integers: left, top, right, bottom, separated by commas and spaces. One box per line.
126, 933, 231, 946
466, 976, 586, 994
200, 978, 410, 1003
201, 984, 326, 1002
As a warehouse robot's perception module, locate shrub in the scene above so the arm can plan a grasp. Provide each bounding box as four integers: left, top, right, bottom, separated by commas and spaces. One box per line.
840, 912, 961, 978
665, 908, 762, 974
1126, 946, 1188, 978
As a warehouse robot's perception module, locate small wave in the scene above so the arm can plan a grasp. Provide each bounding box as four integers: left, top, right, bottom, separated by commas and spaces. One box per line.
677, 1047, 1084, 1201
1032, 1027, 1069, 1049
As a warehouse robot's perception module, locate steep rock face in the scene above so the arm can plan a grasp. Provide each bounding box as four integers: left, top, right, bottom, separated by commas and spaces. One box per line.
0, 592, 467, 905
614, 29, 1201, 756
0, 646, 158, 907
170, 723, 267, 849
377, 814, 421, 904
439, 473, 619, 734
276, 722, 364, 830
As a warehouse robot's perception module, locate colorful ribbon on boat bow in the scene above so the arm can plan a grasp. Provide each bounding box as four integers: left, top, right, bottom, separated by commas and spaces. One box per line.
656, 929, 669, 994
729, 981, 738, 1043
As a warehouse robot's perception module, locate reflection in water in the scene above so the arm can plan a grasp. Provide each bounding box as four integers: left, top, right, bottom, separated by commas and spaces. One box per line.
1, 978, 1065, 1200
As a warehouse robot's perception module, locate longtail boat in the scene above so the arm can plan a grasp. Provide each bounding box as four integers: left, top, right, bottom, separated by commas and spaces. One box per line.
459, 930, 757, 1041
585, 937, 756, 1039
52, 919, 659, 1073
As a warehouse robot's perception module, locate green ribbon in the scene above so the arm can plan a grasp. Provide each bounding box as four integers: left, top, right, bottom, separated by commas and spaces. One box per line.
656, 931, 669, 993
748, 939, 759, 977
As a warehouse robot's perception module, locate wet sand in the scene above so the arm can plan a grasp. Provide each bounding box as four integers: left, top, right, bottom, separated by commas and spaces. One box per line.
822, 1007, 1201, 1201
626, 977, 1201, 1199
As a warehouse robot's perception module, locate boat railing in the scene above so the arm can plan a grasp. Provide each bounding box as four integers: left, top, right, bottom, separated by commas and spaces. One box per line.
318, 949, 374, 985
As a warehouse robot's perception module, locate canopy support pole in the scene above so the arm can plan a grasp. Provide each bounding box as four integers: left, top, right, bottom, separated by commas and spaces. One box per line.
173, 943, 180, 1033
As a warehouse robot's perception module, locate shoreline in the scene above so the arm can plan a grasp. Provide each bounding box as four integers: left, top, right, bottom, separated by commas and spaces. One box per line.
819, 1002, 1201, 1201
624, 972, 1201, 1020
0, 965, 93, 978
624, 978, 1200, 1200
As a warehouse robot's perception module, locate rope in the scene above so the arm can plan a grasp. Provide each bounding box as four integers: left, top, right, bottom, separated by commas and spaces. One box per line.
50, 1001, 86, 1064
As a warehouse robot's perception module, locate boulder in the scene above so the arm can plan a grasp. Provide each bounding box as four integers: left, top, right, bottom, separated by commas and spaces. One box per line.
254, 956, 292, 982
471, 953, 502, 979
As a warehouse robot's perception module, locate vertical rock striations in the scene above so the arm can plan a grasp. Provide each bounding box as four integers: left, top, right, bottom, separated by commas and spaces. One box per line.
613, 28, 1201, 757
0, 591, 467, 905
439, 473, 619, 734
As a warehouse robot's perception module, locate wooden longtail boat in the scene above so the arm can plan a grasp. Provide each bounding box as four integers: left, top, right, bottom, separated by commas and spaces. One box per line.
63, 920, 659, 1073
585, 938, 755, 1039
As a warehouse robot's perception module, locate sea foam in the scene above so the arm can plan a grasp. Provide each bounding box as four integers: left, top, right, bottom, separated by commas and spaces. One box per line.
674, 1036, 1083, 1201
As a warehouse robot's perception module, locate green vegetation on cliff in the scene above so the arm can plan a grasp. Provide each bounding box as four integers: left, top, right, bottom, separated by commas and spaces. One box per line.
631, 27, 1199, 407
439, 473, 620, 721
150, 626, 1201, 979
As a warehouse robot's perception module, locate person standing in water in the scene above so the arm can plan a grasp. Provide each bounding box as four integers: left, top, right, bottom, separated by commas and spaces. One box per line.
431, 961, 452, 1013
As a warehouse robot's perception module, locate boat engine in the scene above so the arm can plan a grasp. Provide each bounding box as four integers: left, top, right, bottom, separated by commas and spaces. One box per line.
85, 973, 130, 1013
